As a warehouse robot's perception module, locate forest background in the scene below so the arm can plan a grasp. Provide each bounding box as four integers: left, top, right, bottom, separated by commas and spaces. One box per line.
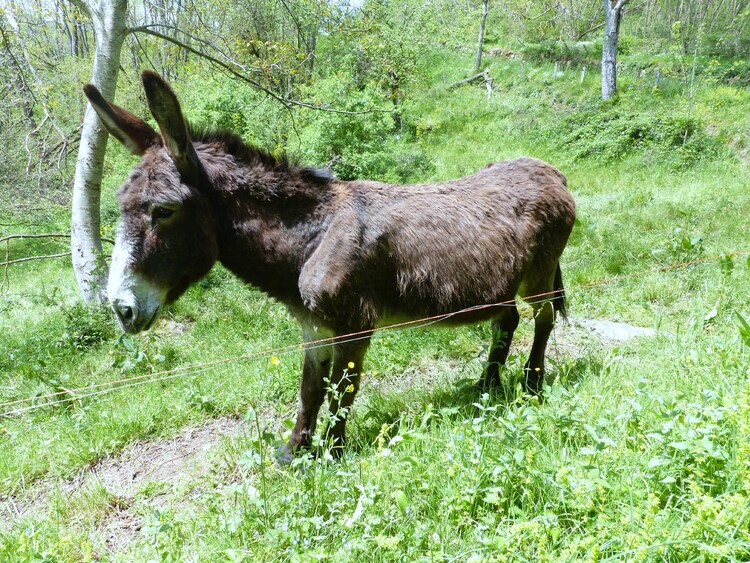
2, 0, 750, 560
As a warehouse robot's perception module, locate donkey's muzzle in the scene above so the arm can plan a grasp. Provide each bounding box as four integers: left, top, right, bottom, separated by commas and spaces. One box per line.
111, 297, 138, 333
111, 296, 158, 333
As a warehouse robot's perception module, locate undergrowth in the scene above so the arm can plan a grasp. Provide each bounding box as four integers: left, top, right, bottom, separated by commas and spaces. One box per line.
1, 44, 750, 561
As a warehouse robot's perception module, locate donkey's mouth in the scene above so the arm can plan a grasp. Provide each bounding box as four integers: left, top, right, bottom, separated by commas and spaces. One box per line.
165, 277, 191, 305
114, 302, 161, 334
142, 307, 161, 332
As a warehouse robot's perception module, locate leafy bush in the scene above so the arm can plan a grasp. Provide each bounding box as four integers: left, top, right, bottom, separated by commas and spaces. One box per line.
711, 59, 750, 86
184, 76, 287, 150
702, 31, 750, 58
549, 106, 724, 169
295, 78, 435, 182
58, 303, 115, 351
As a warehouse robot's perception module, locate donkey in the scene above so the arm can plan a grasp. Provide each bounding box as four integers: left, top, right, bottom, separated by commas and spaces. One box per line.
84, 71, 575, 459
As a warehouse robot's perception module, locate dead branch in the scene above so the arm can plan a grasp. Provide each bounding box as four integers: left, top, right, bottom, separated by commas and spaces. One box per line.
448, 70, 491, 90
0, 234, 115, 245
1, 252, 72, 267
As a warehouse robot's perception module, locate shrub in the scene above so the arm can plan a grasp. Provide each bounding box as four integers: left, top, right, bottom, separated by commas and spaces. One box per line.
295, 78, 435, 182
550, 106, 724, 169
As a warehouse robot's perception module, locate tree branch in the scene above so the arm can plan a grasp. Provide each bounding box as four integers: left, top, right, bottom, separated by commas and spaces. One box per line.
448, 70, 490, 89
66, 0, 94, 21
0, 234, 115, 245
1, 253, 72, 267
128, 24, 393, 116
613, 0, 630, 13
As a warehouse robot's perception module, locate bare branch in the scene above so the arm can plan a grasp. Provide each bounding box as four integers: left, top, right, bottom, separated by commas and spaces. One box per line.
611, 0, 631, 13
0, 234, 115, 245
128, 25, 392, 116
448, 70, 491, 90
1, 253, 72, 267
0, 231, 115, 269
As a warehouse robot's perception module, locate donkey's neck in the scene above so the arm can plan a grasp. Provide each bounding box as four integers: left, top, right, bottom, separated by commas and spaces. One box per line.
197, 142, 335, 305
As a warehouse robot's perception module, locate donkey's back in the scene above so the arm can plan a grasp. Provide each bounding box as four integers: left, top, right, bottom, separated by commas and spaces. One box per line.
300, 157, 575, 329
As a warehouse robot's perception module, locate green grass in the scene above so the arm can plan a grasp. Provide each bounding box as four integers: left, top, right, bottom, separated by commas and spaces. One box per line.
2, 47, 750, 560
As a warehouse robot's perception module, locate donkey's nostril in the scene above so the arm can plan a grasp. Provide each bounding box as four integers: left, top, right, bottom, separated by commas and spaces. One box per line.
112, 299, 136, 327
120, 305, 133, 321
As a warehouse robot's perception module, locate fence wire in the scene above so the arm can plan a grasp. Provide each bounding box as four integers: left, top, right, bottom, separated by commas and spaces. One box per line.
1, 249, 748, 418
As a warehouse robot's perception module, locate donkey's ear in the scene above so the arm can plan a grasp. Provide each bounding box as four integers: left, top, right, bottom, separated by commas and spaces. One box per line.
141, 71, 200, 177
83, 84, 160, 155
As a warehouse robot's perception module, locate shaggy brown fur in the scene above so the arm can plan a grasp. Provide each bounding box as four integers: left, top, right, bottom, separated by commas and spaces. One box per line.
85, 71, 576, 459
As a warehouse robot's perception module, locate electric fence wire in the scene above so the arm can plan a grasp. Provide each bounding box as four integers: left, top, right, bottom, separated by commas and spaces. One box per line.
1, 249, 748, 418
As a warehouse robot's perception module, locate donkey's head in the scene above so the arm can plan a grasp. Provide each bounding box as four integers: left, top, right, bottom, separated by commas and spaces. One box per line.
84, 72, 219, 333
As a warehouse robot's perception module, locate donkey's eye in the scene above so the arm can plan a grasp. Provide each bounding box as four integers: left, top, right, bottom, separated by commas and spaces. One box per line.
151, 206, 176, 222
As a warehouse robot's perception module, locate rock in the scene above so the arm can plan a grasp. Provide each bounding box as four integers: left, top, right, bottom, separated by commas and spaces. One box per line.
574, 319, 657, 342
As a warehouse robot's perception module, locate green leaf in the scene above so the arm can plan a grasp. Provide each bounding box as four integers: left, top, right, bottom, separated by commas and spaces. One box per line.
737, 312, 750, 347
483, 488, 503, 504
118, 333, 136, 353
668, 441, 689, 450
388, 435, 404, 446
648, 456, 669, 468
393, 490, 408, 515
719, 255, 734, 275
239, 450, 261, 468
704, 299, 720, 324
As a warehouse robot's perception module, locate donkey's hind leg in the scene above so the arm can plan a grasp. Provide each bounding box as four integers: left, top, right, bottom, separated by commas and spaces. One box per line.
520, 264, 564, 394
478, 303, 520, 389
521, 299, 556, 393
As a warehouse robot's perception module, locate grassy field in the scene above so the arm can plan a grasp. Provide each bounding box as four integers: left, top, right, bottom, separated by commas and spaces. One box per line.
1, 48, 750, 561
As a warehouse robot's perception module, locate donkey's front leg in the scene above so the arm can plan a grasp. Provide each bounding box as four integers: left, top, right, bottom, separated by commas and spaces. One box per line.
323, 337, 371, 456
277, 330, 333, 463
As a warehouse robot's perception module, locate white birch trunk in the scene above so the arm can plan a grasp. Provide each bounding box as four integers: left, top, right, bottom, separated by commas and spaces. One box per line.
475, 0, 489, 73
602, 0, 627, 100
70, 0, 128, 305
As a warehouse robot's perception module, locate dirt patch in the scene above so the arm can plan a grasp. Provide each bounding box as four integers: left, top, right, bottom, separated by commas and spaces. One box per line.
571, 318, 658, 341
363, 317, 657, 395
0, 415, 247, 553
78, 416, 244, 500
84, 416, 242, 552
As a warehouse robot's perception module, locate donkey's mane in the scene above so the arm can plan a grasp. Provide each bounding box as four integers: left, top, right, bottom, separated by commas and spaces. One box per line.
188, 123, 333, 186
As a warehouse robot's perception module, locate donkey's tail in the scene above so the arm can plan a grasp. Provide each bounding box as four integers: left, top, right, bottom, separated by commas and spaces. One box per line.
553, 263, 568, 324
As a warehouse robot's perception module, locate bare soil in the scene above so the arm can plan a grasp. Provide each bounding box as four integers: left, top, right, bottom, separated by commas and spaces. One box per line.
0, 416, 246, 554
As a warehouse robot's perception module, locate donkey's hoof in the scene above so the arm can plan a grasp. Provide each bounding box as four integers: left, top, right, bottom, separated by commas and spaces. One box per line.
475, 374, 501, 391
521, 370, 545, 397
275, 443, 295, 466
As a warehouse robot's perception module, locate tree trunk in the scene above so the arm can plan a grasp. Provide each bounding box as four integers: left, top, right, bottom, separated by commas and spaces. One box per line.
602, 0, 627, 100
70, 0, 128, 305
475, 0, 489, 73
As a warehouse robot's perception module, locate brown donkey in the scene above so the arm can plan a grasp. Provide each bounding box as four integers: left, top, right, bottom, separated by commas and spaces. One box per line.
84, 71, 575, 459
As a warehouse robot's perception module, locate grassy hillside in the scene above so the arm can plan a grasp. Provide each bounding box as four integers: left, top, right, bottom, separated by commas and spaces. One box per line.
1, 45, 750, 561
